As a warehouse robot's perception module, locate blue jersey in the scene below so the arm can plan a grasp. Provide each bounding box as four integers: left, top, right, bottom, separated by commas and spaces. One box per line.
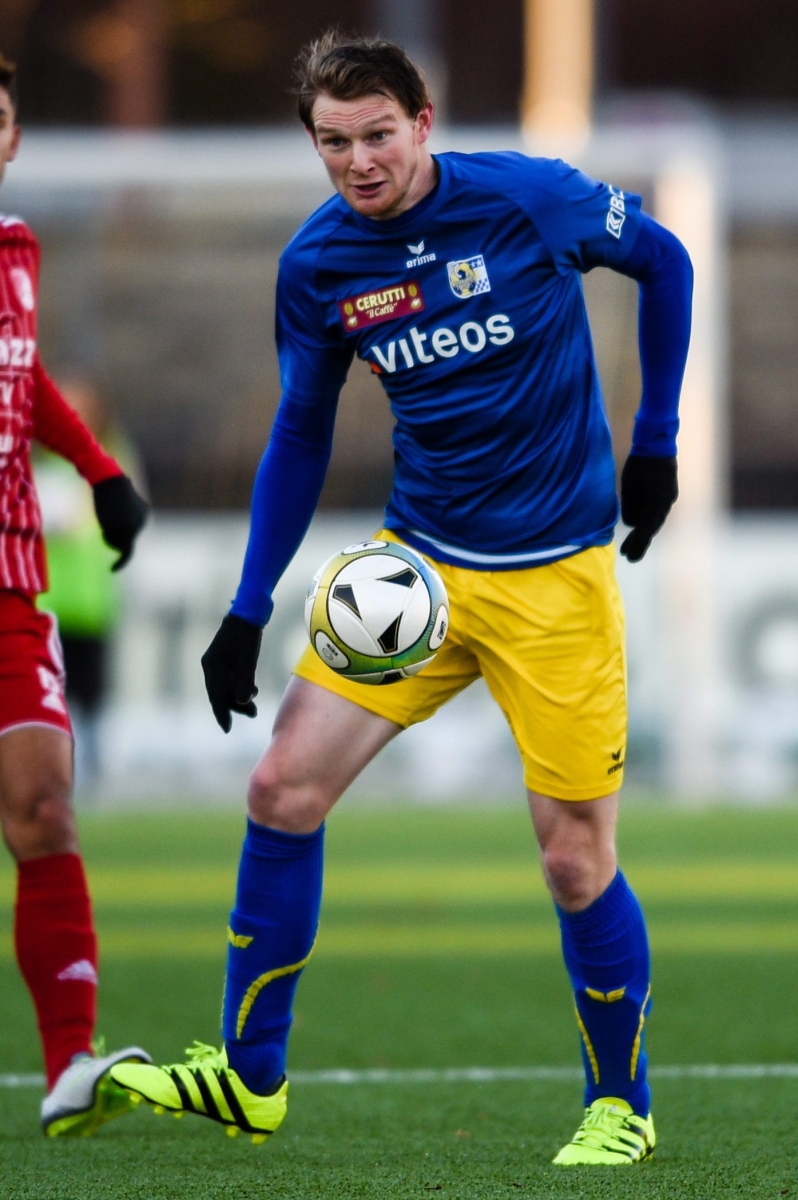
276, 152, 643, 569
230, 152, 691, 626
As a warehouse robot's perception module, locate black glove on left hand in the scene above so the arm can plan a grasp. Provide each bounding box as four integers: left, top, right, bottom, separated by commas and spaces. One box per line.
620, 454, 678, 563
201, 614, 263, 733
92, 475, 149, 571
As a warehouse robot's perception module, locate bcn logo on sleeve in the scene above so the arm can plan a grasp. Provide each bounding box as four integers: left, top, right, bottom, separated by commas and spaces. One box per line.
338, 282, 424, 331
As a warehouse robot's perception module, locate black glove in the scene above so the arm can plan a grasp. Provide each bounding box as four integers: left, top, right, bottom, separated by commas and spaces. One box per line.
201, 614, 263, 733
620, 454, 678, 562
92, 475, 149, 571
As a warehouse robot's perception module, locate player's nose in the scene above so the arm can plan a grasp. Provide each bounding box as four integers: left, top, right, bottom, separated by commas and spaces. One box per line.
349, 141, 376, 175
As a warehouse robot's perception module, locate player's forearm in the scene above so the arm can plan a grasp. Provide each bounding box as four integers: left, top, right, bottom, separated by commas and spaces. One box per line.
230, 396, 335, 627
620, 215, 694, 457
31, 361, 122, 484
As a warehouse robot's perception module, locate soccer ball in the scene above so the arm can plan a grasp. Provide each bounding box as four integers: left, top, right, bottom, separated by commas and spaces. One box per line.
305, 540, 449, 685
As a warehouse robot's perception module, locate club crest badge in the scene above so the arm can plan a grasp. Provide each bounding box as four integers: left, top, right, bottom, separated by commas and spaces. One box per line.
447, 255, 491, 299
10, 268, 34, 313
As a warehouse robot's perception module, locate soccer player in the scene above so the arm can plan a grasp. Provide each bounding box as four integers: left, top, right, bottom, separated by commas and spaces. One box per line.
0, 56, 151, 1136
113, 32, 692, 1163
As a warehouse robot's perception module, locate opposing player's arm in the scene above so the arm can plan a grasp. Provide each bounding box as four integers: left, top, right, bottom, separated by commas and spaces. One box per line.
31, 359, 148, 569
202, 255, 353, 732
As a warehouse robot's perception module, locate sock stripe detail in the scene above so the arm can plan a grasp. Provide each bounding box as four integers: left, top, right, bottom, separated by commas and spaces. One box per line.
630, 985, 651, 1080
585, 986, 626, 1003
574, 1002, 600, 1085
228, 927, 253, 949
235, 941, 316, 1039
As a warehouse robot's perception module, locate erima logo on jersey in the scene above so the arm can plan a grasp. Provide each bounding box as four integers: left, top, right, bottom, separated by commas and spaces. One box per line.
448, 255, 491, 299
406, 240, 437, 269
606, 186, 626, 239
339, 282, 424, 331
369, 313, 514, 373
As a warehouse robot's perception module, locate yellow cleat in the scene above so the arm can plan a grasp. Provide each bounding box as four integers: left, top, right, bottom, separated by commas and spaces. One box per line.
553, 1098, 655, 1165
110, 1041, 287, 1143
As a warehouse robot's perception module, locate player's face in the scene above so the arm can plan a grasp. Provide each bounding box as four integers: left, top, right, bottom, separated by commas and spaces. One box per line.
0, 89, 20, 186
309, 93, 436, 219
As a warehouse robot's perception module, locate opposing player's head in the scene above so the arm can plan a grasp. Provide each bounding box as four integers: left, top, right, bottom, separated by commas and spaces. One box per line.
295, 31, 436, 221
0, 54, 21, 186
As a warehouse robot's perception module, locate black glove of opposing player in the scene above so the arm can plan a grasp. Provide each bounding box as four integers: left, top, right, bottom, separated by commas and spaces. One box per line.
92, 475, 149, 571
620, 454, 678, 563
202, 614, 263, 733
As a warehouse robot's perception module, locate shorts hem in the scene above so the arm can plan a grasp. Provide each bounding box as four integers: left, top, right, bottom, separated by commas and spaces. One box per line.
523, 772, 624, 801
292, 664, 413, 729
0, 718, 73, 740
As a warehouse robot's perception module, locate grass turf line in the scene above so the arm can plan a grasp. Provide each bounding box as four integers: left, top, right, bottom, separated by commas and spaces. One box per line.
0, 805, 797, 1197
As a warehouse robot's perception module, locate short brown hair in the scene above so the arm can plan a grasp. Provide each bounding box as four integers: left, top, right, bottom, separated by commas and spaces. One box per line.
294, 30, 430, 130
0, 54, 18, 111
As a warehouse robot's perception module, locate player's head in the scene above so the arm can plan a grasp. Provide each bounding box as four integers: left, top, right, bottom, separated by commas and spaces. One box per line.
0, 54, 21, 187
294, 30, 435, 221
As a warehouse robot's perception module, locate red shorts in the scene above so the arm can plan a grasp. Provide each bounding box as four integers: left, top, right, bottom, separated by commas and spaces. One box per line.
0, 591, 72, 738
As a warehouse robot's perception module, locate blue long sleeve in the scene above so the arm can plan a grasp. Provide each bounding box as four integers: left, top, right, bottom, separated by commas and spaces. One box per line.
230, 389, 339, 627
614, 213, 693, 457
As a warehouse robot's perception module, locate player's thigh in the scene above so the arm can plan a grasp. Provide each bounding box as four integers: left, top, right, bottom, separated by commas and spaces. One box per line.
0, 725, 75, 859
0, 593, 76, 856
255, 675, 402, 801
472, 544, 627, 801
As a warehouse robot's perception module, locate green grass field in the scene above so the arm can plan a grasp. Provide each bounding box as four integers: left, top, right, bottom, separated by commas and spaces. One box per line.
2, 803, 798, 1198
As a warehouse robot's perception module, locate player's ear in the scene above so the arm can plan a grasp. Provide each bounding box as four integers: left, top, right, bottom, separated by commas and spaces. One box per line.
415, 103, 434, 144
8, 125, 21, 162
305, 123, 320, 153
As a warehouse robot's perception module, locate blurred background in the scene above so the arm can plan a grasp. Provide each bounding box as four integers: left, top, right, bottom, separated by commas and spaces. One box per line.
3, 0, 798, 803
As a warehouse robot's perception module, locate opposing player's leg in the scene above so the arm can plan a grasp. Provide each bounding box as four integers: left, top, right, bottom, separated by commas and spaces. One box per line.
528, 788, 653, 1164
0, 723, 149, 1136
113, 678, 403, 1141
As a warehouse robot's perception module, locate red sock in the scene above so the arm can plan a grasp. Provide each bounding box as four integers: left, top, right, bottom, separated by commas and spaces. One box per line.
15, 853, 98, 1089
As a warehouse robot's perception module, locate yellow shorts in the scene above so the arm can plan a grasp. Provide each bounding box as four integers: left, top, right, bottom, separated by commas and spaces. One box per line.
294, 533, 627, 800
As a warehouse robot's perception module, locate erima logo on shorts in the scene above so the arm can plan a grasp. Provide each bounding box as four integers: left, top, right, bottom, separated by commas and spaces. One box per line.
338, 282, 424, 331
369, 313, 514, 374
606, 187, 626, 239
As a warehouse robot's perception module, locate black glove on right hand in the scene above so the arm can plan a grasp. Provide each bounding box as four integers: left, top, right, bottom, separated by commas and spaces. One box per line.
201, 614, 263, 733
620, 454, 678, 563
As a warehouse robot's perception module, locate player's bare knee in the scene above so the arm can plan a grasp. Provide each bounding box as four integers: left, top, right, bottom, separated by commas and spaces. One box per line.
246, 759, 327, 832
542, 846, 596, 908
2, 784, 76, 860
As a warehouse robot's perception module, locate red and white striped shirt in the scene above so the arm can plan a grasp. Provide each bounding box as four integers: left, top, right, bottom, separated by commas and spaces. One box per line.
0, 215, 122, 594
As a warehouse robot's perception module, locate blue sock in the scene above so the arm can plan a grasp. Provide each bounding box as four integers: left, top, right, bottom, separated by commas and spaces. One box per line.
223, 819, 323, 1093
556, 871, 651, 1116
